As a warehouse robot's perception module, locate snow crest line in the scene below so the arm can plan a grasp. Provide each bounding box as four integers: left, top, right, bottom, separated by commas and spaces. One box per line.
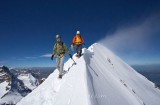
16, 43, 160, 105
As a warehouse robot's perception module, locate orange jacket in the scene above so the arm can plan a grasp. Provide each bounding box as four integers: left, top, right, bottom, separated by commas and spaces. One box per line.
72, 34, 84, 45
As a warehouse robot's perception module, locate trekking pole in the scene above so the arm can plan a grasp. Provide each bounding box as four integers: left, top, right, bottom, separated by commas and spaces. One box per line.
71, 58, 76, 65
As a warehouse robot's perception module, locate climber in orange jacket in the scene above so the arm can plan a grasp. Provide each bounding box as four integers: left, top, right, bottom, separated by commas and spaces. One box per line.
71, 31, 84, 57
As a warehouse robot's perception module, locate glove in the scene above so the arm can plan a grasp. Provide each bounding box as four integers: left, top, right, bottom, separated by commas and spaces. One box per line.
71, 44, 74, 51
51, 55, 54, 60
69, 54, 72, 59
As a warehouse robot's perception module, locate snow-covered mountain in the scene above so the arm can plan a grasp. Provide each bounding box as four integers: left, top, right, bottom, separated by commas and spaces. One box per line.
0, 66, 39, 104
17, 43, 160, 105
18, 73, 39, 90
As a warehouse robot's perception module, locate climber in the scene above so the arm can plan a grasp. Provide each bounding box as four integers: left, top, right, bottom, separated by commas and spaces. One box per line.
51, 35, 72, 79
71, 31, 84, 57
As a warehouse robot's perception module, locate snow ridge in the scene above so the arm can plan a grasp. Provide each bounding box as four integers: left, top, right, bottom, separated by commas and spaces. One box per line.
17, 43, 160, 105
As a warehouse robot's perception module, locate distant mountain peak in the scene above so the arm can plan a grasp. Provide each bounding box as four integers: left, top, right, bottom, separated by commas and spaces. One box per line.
0, 66, 38, 104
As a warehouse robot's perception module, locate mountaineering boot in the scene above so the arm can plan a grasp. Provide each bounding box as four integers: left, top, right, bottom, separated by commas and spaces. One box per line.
76, 52, 82, 58
58, 75, 62, 79
79, 53, 81, 57
76, 54, 79, 57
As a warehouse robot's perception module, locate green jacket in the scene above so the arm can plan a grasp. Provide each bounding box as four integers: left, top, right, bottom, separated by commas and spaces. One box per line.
52, 42, 70, 57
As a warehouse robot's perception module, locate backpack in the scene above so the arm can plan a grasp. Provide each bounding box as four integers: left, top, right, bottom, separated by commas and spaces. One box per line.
55, 42, 64, 49
55, 42, 65, 55
74, 35, 83, 44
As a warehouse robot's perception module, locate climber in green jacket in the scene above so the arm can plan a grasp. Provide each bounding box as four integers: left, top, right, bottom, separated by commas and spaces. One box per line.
51, 35, 72, 79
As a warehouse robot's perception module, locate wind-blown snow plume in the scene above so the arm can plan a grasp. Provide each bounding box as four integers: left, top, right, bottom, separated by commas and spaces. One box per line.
99, 14, 160, 64
99, 14, 160, 54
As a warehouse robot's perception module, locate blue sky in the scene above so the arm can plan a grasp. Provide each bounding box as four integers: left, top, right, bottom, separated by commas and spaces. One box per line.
0, 0, 160, 67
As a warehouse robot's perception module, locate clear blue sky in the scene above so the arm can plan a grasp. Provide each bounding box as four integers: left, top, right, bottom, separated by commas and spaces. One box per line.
0, 0, 160, 67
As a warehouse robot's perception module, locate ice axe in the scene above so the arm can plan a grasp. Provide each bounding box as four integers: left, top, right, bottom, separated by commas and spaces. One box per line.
71, 58, 76, 65
69, 54, 77, 65
67, 58, 76, 71
70, 56, 76, 65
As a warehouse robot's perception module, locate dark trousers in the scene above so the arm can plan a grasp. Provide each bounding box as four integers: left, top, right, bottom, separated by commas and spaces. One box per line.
75, 44, 82, 56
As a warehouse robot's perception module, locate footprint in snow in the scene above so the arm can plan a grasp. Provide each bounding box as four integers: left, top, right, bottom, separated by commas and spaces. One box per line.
53, 77, 65, 93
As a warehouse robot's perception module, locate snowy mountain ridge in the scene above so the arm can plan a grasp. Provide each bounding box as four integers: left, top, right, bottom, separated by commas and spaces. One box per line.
18, 73, 39, 90
17, 43, 160, 105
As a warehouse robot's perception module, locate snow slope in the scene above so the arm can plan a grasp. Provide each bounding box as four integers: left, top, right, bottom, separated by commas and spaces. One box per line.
0, 91, 22, 105
17, 43, 160, 105
0, 81, 9, 98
